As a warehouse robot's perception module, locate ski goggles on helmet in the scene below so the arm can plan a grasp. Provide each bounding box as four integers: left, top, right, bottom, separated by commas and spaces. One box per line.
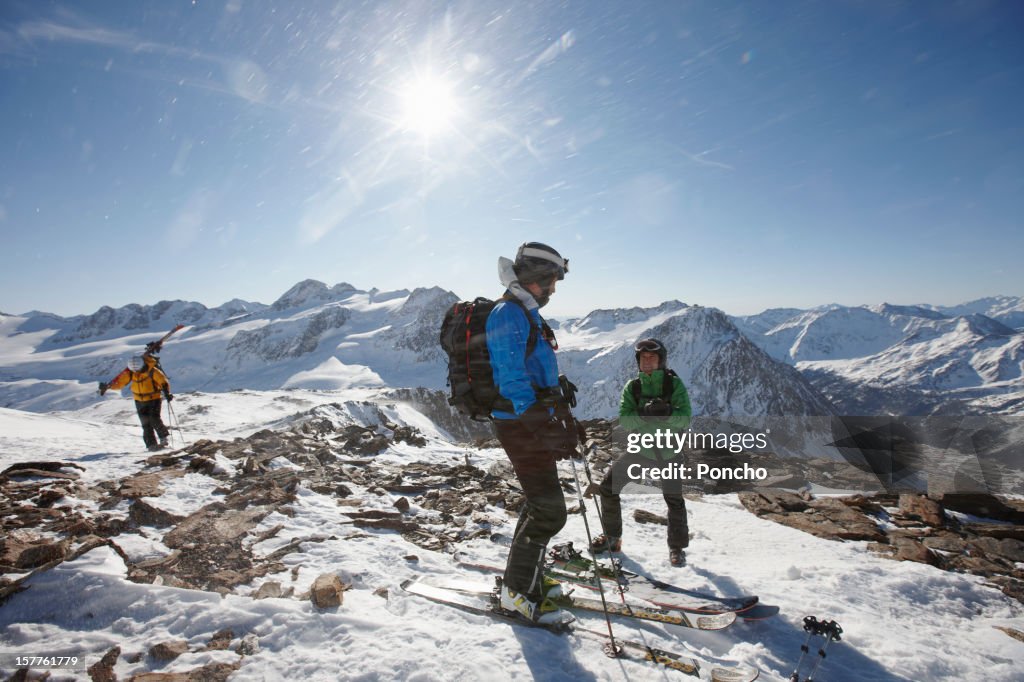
516, 243, 569, 280
634, 339, 664, 353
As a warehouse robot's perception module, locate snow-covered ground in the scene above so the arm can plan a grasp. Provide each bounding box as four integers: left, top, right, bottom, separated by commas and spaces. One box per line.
1, 393, 1022, 681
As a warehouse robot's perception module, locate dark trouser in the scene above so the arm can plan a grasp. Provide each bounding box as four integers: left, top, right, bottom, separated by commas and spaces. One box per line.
494, 419, 567, 600
135, 399, 169, 448
597, 451, 689, 549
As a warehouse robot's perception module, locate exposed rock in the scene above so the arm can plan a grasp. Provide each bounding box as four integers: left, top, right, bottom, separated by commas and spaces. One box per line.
898, 494, 945, 527
149, 640, 189, 661
1, 461, 83, 481
311, 574, 346, 608
739, 492, 885, 542
633, 509, 668, 526
128, 661, 239, 682
934, 493, 1024, 524
2, 538, 69, 569
34, 489, 66, 507
87, 645, 121, 682
737, 488, 1024, 607
203, 629, 234, 651
892, 537, 938, 565
254, 581, 283, 599
163, 505, 271, 549
392, 426, 427, 447
129, 499, 185, 528
964, 522, 1024, 541
235, 633, 260, 656
921, 533, 968, 553
994, 626, 1024, 643
393, 496, 411, 513
187, 457, 218, 475
968, 537, 1024, 564
119, 471, 183, 499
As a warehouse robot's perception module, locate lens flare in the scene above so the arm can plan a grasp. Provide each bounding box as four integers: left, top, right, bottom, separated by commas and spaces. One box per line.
399, 74, 458, 138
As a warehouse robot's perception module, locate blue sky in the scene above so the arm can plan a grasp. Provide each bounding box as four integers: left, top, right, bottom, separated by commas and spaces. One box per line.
0, 0, 1021, 318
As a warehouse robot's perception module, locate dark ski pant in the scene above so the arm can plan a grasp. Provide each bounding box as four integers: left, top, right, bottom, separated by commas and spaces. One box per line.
597, 451, 689, 549
135, 399, 169, 448
494, 418, 567, 600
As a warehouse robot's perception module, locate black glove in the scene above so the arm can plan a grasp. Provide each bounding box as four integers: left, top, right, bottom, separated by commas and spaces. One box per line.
163, 391, 173, 402
545, 417, 580, 460
98, 381, 108, 396
558, 374, 579, 409
575, 420, 587, 445
520, 403, 577, 460
519, 402, 553, 433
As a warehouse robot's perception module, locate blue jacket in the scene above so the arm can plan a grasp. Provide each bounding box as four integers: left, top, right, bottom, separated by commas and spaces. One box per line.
485, 298, 560, 419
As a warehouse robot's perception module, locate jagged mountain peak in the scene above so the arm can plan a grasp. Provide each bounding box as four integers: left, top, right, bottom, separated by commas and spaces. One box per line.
869, 303, 948, 320
269, 280, 377, 312
956, 313, 1017, 338
933, 296, 1024, 330
570, 300, 688, 333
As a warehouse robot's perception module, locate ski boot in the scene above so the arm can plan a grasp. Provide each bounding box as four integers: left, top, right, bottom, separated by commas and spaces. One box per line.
589, 534, 621, 553
500, 585, 570, 625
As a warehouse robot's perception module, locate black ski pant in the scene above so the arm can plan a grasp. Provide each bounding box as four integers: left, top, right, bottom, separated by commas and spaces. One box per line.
597, 450, 689, 549
135, 399, 169, 448
494, 418, 567, 600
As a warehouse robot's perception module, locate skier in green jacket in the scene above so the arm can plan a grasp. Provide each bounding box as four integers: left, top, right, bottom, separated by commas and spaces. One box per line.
590, 337, 693, 566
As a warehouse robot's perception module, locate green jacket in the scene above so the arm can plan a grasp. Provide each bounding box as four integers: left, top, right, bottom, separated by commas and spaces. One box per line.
619, 369, 692, 435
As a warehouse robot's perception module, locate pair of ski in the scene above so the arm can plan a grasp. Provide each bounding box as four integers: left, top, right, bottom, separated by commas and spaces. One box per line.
456, 542, 778, 622
401, 577, 759, 682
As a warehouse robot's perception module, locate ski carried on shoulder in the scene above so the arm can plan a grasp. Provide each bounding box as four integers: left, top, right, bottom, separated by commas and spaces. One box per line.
424, 576, 735, 630
400, 578, 759, 681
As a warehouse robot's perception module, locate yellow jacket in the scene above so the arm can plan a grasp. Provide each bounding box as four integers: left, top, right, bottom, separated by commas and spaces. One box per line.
108, 355, 170, 402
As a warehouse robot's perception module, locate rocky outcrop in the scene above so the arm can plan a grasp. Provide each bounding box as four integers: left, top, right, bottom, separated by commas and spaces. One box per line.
739, 490, 1024, 605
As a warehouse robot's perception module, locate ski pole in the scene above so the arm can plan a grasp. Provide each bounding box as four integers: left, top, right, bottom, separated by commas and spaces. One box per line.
790, 616, 822, 682
803, 619, 842, 682
566, 452, 622, 658
577, 440, 631, 600
166, 398, 184, 448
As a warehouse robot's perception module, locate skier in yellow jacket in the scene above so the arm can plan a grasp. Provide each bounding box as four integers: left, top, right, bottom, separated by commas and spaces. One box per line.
100, 353, 173, 451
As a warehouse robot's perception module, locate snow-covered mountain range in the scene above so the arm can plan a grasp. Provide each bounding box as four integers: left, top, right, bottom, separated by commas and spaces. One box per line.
0, 282, 833, 421
732, 298, 1024, 415
1, 284, 1021, 418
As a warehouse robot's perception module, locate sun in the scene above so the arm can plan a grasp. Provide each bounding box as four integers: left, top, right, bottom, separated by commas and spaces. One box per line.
399, 74, 458, 138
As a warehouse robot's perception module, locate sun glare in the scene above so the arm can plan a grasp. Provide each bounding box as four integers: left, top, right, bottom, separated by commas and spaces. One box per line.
399, 74, 458, 138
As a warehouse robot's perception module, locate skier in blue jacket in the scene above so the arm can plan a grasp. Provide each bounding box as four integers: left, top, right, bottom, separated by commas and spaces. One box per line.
486, 242, 578, 624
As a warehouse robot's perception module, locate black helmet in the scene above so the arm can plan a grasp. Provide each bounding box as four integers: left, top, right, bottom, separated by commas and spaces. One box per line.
513, 242, 569, 284
634, 338, 667, 369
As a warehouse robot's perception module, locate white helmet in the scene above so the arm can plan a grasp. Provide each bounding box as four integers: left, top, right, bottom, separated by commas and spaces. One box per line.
128, 356, 145, 371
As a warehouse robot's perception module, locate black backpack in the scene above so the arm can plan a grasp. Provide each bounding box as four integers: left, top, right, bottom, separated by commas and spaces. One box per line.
629, 368, 679, 417
440, 296, 541, 421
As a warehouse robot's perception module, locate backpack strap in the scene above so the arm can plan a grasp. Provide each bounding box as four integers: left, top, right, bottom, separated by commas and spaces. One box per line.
662, 368, 678, 403
629, 378, 642, 406
631, 369, 678, 414
501, 295, 540, 357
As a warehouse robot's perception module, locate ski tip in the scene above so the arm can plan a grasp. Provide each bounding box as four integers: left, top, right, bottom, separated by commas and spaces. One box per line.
711, 665, 759, 682
696, 609, 738, 630
739, 604, 780, 621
